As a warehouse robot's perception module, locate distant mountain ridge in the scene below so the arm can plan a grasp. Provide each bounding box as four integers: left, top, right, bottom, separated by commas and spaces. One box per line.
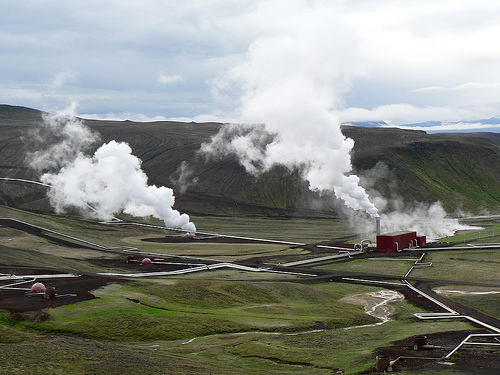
345, 116, 500, 133
1, 104, 499, 216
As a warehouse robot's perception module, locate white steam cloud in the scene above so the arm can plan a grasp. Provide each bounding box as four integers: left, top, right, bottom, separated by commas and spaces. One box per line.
28, 102, 98, 171
346, 200, 481, 240
380, 202, 481, 239
200, 0, 478, 238
355, 163, 482, 238
28, 104, 196, 233
202, 3, 378, 217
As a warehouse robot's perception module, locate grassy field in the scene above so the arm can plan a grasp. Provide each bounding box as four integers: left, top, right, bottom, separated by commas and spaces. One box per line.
0, 307, 474, 374
409, 249, 500, 284
0, 279, 474, 374
434, 285, 500, 318
10, 281, 379, 341
1, 208, 499, 374
314, 257, 414, 278
0, 205, 356, 245
446, 216, 500, 244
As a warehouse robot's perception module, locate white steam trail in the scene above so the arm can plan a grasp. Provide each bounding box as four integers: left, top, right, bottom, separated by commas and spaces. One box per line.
28, 102, 98, 171
28, 105, 196, 233
349, 198, 482, 239
202, 2, 378, 216
200, 0, 477, 238
379, 202, 482, 239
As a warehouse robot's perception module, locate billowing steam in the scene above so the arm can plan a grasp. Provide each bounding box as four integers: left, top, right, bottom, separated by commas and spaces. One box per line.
200, 1, 478, 238
202, 4, 378, 216
345, 199, 481, 240
28, 103, 98, 171
27, 104, 196, 233
380, 202, 481, 239
355, 164, 482, 238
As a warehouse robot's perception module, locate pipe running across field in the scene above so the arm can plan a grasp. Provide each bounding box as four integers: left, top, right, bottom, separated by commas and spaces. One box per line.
98, 262, 316, 278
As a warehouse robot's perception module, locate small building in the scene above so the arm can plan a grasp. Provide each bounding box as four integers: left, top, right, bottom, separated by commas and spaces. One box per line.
376, 231, 426, 253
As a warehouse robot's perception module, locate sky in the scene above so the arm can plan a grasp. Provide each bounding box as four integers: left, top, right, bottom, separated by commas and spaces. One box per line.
2, 0, 500, 132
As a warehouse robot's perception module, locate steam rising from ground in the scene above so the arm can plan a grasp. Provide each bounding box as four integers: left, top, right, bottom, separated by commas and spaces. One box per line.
345, 200, 481, 240
27, 105, 195, 233
198, 2, 478, 238
202, 3, 378, 217
200, 1, 474, 238
28, 103, 98, 171
354, 163, 482, 238
379, 201, 481, 239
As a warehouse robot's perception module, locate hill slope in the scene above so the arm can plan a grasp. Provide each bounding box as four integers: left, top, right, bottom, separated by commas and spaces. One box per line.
0, 104, 499, 216
342, 126, 500, 213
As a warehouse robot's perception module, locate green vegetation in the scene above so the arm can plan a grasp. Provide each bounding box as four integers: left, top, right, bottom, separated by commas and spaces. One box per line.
314, 257, 412, 278
445, 217, 500, 244
1, 210, 499, 374
343, 126, 500, 214
434, 285, 500, 318
0, 307, 473, 374
0, 312, 38, 343
190, 215, 354, 242
409, 249, 500, 283
216, 319, 472, 373
123, 237, 293, 261
10, 281, 377, 342
1, 281, 474, 374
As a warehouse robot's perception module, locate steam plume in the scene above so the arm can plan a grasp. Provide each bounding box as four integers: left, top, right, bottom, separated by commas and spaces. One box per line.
28, 104, 196, 233
202, 3, 378, 216
356, 164, 482, 238
27, 102, 98, 171
379, 201, 481, 239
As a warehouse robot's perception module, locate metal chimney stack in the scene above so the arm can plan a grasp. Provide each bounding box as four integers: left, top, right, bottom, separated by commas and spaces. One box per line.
375, 215, 381, 236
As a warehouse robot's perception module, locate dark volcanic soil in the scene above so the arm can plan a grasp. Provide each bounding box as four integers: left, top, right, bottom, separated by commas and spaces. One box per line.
367, 329, 500, 374
0, 272, 124, 313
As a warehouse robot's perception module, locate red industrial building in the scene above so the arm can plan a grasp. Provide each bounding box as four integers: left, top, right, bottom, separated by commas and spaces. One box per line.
376, 231, 426, 253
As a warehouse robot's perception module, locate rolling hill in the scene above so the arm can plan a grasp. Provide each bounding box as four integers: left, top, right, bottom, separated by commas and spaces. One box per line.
1, 104, 499, 216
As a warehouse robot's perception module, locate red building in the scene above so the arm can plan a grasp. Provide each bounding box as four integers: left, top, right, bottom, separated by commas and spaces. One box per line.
376, 231, 426, 253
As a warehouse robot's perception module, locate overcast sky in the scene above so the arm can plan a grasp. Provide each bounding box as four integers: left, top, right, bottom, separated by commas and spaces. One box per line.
2, 0, 500, 131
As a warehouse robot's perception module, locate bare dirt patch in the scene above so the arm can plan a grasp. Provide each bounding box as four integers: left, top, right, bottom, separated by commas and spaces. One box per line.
0, 271, 125, 313
370, 329, 500, 375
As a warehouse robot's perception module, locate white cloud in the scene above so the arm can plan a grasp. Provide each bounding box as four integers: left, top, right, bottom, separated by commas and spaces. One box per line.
411, 82, 500, 107
0, 0, 500, 128
157, 72, 183, 85
335, 103, 490, 125
50, 69, 77, 92
396, 122, 500, 133
344, 1, 500, 84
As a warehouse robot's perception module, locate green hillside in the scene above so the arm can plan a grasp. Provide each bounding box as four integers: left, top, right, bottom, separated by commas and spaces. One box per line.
1, 104, 499, 216
343, 126, 500, 213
